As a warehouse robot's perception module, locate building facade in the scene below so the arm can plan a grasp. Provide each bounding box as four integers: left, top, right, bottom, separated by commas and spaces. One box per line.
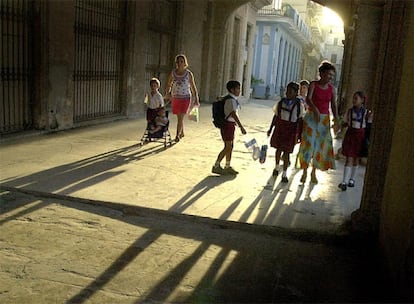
252, 3, 311, 98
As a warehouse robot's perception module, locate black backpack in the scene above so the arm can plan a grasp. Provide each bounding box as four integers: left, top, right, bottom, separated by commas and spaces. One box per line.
212, 94, 231, 128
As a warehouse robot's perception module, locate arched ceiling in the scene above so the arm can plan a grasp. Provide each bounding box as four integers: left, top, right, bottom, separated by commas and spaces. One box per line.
312, 0, 352, 25
250, 0, 356, 26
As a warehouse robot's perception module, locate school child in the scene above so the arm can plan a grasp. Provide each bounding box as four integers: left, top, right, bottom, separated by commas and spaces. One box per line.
149, 108, 169, 134
145, 78, 164, 123
298, 79, 310, 110
338, 91, 373, 191
212, 80, 247, 175
267, 82, 304, 183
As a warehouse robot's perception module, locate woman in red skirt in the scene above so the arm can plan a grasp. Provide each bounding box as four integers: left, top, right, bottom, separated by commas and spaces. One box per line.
338, 91, 373, 191
165, 54, 199, 142
267, 82, 304, 183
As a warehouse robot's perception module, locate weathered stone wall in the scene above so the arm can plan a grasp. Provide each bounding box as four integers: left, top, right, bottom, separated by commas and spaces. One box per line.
346, 2, 383, 110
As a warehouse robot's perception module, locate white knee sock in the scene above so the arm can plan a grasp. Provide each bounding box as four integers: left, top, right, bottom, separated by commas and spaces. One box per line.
350, 166, 357, 180
343, 166, 351, 183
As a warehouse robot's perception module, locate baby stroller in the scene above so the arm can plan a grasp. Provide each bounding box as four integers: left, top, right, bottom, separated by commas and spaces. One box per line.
140, 108, 173, 148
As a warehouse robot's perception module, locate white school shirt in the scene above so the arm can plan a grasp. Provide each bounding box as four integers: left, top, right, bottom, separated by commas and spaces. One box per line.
345, 106, 367, 129
147, 91, 164, 109
278, 98, 304, 122
224, 93, 240, 123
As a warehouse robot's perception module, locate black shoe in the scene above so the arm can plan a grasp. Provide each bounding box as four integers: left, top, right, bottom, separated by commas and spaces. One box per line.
212, 165, 223, 175
281, 176, 288, 183
348, 179, 355, 187
223, 166, 239, 175
272, 169, 278, 177
338, 182, 347, 191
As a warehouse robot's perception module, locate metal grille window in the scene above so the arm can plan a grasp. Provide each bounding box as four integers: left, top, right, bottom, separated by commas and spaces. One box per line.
0, 0, 33, 134
145, 0, 177, 92
73, 0, 126, 122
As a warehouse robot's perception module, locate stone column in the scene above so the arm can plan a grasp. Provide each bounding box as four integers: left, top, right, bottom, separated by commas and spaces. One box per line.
351, 0, 406, 235
46, 1, 75, 130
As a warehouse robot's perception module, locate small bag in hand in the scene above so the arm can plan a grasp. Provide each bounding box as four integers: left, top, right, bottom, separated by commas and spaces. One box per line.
188, 106, 199, 122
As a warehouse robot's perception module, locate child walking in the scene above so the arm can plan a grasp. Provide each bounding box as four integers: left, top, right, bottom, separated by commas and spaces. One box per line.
267, 82, 304, 182
298, 79, 310, 110
338, 91, 373, 191
212, 80, 247, 175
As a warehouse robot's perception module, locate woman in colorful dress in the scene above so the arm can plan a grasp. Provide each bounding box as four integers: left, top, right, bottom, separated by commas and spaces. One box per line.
298, 61, 339, 183
165, 54, 199, 142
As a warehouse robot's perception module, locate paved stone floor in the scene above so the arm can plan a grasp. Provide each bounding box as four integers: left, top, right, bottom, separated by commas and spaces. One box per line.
0, 100, 364, 234
0, 100, 394, 303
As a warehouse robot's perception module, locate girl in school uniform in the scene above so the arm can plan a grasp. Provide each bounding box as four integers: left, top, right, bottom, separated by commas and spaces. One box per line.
338, 91, 373, 191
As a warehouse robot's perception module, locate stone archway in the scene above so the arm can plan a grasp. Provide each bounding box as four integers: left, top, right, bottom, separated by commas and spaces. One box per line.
307, 0, 400, 237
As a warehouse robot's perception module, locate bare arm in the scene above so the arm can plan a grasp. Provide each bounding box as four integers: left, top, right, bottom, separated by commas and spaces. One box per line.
306, 82, 320, 121
229, 111, 246, 134
267, 115, 277, 136
164, 72, 173, 100
188, 71, 199, 106
330, 86, 340, 133
330, 86, 338, 120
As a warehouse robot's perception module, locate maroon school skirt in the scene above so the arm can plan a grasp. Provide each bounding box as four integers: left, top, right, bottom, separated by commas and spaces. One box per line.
270, 117, 297, 153
342, 127, 365, 157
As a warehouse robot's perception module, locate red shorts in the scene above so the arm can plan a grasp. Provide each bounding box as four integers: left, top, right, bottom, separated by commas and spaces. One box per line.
171, 98, 191, 114
220, 121, 236, 141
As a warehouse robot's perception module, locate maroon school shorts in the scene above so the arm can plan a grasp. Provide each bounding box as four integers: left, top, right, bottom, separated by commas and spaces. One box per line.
220, 121, 236, 141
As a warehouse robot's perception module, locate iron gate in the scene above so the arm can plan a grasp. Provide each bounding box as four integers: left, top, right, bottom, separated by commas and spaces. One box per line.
0, 0, 33, 134
73, 0, 126, 122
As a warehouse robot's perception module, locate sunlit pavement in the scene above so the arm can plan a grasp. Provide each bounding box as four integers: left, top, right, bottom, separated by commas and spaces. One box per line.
0, 99, 364, 234
1, 101, 392, 303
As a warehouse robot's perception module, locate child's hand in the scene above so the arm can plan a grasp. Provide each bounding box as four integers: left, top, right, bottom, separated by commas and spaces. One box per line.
266, 130, 271, 137
332, 121, 341, 134
240, 126, 247, 135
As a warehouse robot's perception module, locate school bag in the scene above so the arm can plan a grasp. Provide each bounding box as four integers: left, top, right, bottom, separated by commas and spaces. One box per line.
212, 94, 231, 128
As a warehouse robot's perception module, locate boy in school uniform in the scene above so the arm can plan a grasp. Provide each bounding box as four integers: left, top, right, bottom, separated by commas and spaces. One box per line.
212, 80, 247, 175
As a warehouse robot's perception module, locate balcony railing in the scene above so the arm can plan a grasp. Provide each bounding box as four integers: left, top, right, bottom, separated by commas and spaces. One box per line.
258, 8, 282, 16
258, 4, 311, 41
